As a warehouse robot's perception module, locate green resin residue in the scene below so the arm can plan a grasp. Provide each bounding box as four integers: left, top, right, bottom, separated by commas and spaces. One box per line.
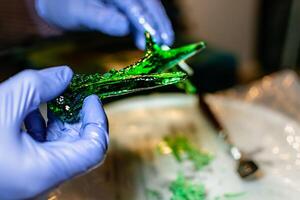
159, 136, 213, 170
48, 32, 206, 123
148, 174, 245, 200
214, 192, 246, 200
170, 174, 206, 200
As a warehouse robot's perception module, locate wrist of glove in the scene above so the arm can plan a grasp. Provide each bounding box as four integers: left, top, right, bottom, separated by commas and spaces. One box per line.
0, 66, 109, 199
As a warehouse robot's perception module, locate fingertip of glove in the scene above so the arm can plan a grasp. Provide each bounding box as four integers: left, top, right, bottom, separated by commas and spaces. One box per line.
135, 34, 146, 50
109, 15, 130, 36
82, 95, 106, 125
58, 65, 74, 84
83, 95, 101, 106
161, 32, 174, 46
81, 95, 108, 145
39, 65, 73, 85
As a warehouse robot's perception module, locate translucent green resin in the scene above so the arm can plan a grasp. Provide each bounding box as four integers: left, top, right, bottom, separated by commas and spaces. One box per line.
162, 136, 213, 170
170, 174, 206, 200
48, 32, 206, 123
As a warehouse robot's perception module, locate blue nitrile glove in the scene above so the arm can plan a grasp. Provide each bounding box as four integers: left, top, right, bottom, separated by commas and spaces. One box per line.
0, 66, 109, 200
35, 0, 174, 49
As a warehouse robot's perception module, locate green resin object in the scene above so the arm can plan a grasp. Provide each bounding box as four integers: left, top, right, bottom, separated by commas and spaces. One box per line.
170, 174, 206, 200
161, 136, 213, 170
48, 32, 206, 123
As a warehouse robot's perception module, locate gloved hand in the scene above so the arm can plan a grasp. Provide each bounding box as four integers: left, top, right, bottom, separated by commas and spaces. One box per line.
0, 66, 109, 199
35, 0, 174, 49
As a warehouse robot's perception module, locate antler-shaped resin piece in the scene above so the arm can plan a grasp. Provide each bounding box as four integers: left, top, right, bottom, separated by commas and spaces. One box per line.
48, 32, 206, 123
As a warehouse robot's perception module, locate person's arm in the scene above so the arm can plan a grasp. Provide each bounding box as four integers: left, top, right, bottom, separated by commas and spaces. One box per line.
35, 0, 174, 49
0, 66, 109, 199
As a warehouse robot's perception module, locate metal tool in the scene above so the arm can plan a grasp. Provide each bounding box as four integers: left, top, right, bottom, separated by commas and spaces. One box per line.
198, 95, 261, 179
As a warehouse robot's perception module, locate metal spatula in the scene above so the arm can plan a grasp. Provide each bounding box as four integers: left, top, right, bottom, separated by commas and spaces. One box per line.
198, 95, 261, 179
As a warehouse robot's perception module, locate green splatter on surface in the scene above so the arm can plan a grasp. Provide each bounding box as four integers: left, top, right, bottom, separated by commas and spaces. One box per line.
214, 192, 246, 200
161, 135, 213, 170
48, 32, 205, 123
148, 175, 246, 200
170, 174, 206, 200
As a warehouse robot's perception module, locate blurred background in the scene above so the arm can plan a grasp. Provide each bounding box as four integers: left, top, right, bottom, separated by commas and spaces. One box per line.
0, 0, 299, 93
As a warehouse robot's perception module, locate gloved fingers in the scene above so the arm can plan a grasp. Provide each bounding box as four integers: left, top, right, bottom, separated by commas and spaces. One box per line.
46, 95, 107, 143
77, 1, 130, 36
25, 109, 46, 142
78, 95, 109, 168
140, 0, 174, 46
48, 95, 108, 146
47, 109, 81, 142
80, 95, 109, 143
43, 95, 108, 178
46, 109, 66, 141
47, 108, 64, 131
3, 66, 73, 129
134, 32, 147, 50
112, 0, 162, 48
37, 66, 73, 103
